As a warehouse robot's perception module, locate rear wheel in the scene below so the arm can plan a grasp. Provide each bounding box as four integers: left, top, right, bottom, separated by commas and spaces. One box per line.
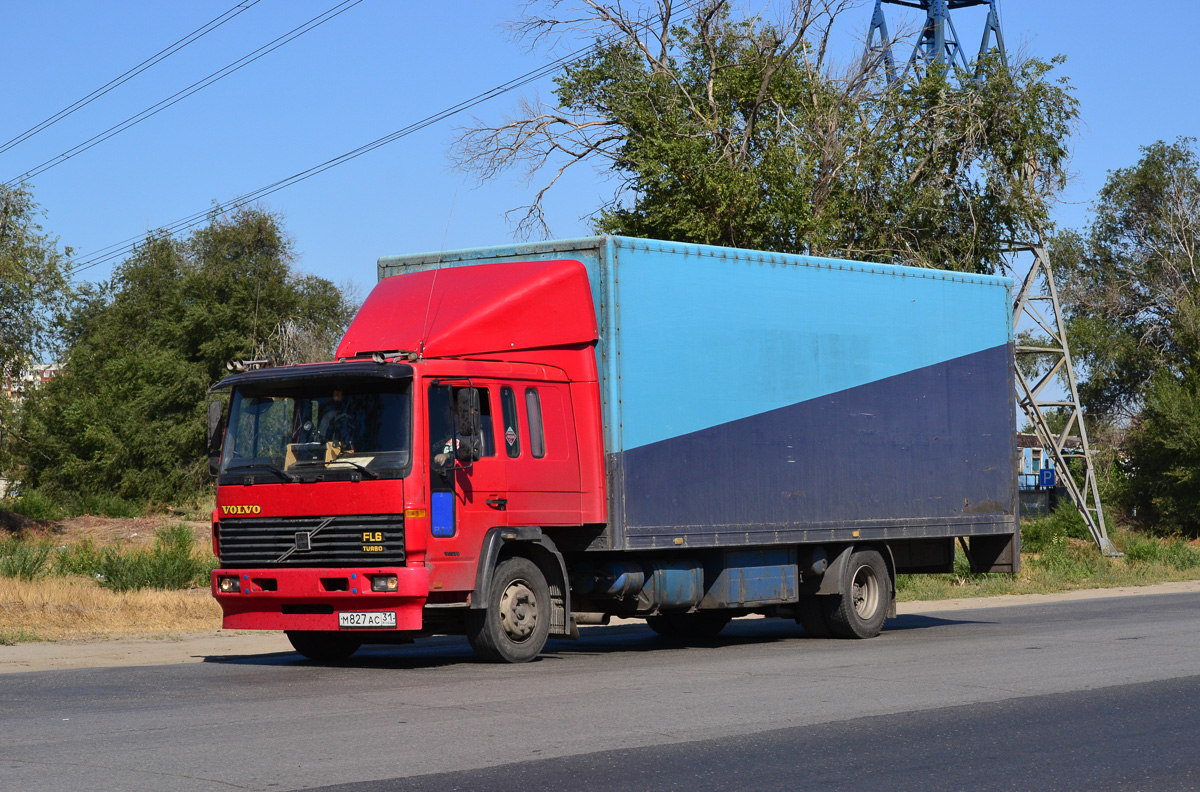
822, 547, 891, 639
466, 557, 551, 663
646, 611, 731, 640
286, 631, 362, 661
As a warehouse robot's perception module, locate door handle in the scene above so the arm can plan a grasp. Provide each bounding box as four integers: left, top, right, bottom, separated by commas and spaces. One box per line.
486, 497, 508, 511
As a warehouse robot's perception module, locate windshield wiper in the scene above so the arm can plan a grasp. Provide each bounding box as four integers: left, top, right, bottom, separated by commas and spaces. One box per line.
225, 462, 295, 482
323, 459, 380, 479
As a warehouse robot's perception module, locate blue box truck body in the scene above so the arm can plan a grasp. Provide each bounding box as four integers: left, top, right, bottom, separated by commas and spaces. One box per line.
378, 235, 1018, 560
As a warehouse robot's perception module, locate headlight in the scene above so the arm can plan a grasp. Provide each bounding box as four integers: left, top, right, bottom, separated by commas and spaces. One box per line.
217, 576, 241, 593
371, 574, 398, 592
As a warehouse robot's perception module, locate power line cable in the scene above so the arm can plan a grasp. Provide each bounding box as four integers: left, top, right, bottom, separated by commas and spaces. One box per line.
0, 0, 263, 157
65, 56, 565, 275
5, 0, 362, 188
65, 1, 698, 276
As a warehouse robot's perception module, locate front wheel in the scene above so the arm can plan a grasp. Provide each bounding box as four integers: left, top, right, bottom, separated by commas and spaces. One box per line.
466, 557, 552, 663
286, 631, 362, 661
822, 547, 891, 639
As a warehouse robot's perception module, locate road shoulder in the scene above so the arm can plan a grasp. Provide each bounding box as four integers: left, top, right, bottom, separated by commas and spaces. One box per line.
4, 579, 1199, 675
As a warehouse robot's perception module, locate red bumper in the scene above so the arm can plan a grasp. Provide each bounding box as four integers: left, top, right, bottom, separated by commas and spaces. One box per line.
212, 566, 429, 632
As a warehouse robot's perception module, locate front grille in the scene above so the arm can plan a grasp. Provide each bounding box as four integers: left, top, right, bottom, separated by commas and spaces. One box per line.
218, 514, 404, 568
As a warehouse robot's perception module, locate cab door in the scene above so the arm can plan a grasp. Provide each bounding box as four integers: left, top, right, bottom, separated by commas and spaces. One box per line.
427, 383, 507, 594
499, 381, 582, 527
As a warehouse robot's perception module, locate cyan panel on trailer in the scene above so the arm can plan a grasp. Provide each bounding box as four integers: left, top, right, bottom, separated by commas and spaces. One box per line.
607, 238, 1012, 453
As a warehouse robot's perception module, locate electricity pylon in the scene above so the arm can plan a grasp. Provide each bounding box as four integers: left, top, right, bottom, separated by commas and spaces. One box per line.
864, 0, 1005, 84
1008, 227, 1119, 556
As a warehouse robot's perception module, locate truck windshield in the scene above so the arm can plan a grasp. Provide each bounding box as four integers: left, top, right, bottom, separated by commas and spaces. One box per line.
220, 381, 412, 481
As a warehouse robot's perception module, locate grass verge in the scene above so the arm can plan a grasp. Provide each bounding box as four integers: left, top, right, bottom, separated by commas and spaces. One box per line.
898, 508, 1200, 601
1, 517, 221, 642
0, 576, 221, 642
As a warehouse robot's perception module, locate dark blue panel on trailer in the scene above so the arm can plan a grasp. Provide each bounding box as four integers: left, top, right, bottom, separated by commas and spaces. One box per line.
619, 344, 1015, 539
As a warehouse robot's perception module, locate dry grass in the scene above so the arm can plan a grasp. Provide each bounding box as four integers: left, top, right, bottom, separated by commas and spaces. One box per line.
1, 509, 219, 642
0, 576, 221, 642
897, 526, 1200, 602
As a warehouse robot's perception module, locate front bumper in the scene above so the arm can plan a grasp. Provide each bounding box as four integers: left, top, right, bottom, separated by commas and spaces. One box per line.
212, 566, 429, 632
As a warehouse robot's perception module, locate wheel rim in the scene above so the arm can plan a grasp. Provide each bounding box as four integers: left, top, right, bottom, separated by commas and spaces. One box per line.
850, 563, 880, 620
499, 578, 539, 643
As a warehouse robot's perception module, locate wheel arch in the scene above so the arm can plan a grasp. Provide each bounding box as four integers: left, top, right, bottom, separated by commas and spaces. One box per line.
471, 526, 571, 636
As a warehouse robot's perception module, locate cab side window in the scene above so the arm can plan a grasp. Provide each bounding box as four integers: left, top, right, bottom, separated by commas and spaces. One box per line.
525, 387, 545, 459
476, 387, 496, 457
500, 386, 521, 458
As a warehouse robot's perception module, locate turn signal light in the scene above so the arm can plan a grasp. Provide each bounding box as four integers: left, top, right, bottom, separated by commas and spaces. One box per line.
371, 575, 399, 592
217, 576, 241, 593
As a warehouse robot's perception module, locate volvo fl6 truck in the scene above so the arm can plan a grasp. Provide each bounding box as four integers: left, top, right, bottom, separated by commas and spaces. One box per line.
208, 236, 1018, 663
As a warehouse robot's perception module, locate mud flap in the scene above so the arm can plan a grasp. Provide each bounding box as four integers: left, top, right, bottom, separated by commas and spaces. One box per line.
966, 533, 1020, 573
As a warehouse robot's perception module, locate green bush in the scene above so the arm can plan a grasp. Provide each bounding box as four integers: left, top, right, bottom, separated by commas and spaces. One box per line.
0, 538, 51, 580
52, 539, 104, 577
1162, 539, 1200, 571
3, 489, 66, 521
1121, 533, 1164, 564
1, 488, 142, 520
75, 493, 142, 518
1020, 505, 1090, 554
94, 524, 214, 593
3, 524, 215, 591
0, 628, 41, 646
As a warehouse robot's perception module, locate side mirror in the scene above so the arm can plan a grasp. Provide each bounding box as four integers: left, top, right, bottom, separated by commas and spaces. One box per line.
455, 388, 483, 463
206, 400, 226, 476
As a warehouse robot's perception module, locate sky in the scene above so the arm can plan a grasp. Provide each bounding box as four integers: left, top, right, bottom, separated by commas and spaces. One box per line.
2, 1, 1198, 297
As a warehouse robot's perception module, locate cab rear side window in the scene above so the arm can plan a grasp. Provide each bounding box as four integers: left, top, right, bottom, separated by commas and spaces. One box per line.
525, 387, 545, 459
500, 386, 521, 458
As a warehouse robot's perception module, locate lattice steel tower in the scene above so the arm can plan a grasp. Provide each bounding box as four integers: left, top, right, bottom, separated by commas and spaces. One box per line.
862, 0, 1118, 555
865, 0, 1005, 82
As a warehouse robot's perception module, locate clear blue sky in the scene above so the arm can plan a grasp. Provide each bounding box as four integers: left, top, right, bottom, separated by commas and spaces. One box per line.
3, 1, 1197, 296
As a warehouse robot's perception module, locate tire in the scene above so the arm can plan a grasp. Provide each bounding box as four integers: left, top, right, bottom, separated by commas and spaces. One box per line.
822, 547, 891, 639
466, 556, 552, 663
646, 612, 731, 640
796, 597, 832, 638
286, 631, 362, 661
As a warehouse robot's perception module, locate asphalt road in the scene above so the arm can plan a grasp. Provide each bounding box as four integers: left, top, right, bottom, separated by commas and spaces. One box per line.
3, 592, 1200, 791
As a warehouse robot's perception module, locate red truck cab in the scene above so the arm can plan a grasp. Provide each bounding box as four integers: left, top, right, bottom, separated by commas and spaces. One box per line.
210, 260, 603, 662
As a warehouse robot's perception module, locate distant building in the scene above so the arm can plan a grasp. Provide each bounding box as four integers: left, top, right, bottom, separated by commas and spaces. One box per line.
2, 363, 59, 402
1016, 432, 1078, 517
1, 363, 59, 499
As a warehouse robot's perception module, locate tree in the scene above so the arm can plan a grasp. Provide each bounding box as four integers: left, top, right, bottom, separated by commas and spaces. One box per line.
1053, 138, 1200, 420
0, 185, 70, 379
455, 0, 1077, 274
1053, 138, 1200, 533
13, 208, 357, 505
1123, 370, 1200, 535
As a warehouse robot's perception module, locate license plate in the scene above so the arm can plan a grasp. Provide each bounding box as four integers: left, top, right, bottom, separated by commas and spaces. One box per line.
338, 611, 397, 629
